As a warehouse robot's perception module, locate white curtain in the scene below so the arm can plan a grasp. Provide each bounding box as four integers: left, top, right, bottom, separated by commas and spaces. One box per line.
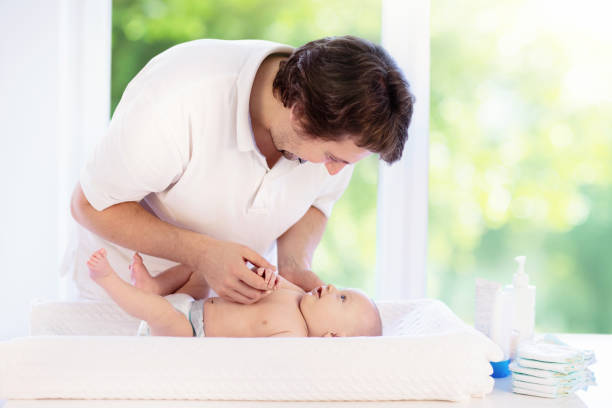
377, 0, 430, 299
0, 0, 111, 340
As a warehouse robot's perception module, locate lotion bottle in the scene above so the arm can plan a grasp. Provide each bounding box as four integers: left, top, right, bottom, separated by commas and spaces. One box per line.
505, 255, 536, 359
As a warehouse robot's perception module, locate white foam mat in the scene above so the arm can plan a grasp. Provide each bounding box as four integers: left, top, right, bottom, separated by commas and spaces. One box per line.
0, 299, 502, 401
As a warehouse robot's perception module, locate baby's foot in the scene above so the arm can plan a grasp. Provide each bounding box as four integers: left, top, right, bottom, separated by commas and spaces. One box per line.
87, 248, 114, 281
130, 253, 159, 294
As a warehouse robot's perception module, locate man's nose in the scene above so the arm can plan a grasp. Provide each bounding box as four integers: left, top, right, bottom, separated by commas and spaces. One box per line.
325, 161, 346, 175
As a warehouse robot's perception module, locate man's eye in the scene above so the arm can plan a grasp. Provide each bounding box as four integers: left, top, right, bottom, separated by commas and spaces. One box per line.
298, 158, 307, 164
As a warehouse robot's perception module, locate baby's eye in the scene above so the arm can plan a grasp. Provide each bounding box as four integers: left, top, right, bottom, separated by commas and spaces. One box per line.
340, 294, 347, 302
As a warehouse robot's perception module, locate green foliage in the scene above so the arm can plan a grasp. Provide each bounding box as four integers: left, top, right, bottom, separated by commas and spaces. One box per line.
429, 0, 612, 333
112, 0, 380, 114
112, 0, 381, 293
313, 155, 379, 294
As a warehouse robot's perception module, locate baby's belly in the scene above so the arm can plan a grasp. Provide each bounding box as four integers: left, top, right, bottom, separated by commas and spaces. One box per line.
202, 297, 260, 337
202, 296, 298, 337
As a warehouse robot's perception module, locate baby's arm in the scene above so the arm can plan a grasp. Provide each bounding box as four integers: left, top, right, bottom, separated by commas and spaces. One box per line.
252, 266, 303, 293
268, 330, 306, 337
275, 274, 306, 293
88, 249, 193, 337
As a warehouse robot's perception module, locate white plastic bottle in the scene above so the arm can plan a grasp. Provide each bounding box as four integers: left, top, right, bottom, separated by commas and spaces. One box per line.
505, 255, 536, 359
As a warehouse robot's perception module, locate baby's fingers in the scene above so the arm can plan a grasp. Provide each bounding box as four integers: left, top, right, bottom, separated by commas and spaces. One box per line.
264, 269, 274, 287
263, 270, 270, 285
256, 267, 265, 277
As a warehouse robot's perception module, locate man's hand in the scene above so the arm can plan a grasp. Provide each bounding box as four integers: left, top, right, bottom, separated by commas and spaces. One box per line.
71, 183, 276, 304
194, 238, 277, 304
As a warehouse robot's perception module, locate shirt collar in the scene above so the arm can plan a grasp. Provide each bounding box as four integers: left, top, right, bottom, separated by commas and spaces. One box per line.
235, 40, 293, 153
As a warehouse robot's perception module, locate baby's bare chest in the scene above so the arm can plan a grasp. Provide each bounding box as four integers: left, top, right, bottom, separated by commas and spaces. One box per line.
248, 291, 304, 335
204, 290, 305, 337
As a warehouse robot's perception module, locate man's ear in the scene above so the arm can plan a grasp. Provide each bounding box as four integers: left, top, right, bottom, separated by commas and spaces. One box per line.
289, 104, 304, 132
289, 104, 296, 121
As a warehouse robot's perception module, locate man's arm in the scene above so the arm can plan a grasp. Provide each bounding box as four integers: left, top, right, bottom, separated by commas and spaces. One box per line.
70, 184, 273, 303
72, 184, 203, 268
276, 206, 327, 292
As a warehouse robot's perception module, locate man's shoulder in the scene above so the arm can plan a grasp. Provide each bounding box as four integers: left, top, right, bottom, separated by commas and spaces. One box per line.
153, 39, 292, 72
123, 39, 293, 108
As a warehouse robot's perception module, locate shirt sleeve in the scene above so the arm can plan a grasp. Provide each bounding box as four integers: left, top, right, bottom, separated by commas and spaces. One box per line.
80, 84, 190, 211
311, 165, 355, 218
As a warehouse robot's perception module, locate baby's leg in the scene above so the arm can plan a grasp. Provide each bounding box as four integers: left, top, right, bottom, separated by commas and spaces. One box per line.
88, 249, 193, 337
130, 253, 195, 296
174, 267, 211, 300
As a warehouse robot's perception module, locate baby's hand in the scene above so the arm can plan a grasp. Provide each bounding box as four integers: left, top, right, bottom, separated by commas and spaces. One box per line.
254, 267, 280, 291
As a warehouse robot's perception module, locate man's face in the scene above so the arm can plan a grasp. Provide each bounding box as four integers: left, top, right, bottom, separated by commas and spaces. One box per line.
299, 284, 379, 337
270, 107, 372, 175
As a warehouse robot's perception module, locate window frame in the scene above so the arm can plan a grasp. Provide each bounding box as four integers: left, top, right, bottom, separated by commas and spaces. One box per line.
376, 0, 430, 299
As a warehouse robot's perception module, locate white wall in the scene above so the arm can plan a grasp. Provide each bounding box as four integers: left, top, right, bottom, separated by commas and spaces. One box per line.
0, 0, 111, 340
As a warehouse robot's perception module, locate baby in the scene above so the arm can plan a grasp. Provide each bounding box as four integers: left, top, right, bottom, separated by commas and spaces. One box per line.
87, 249, 382, 338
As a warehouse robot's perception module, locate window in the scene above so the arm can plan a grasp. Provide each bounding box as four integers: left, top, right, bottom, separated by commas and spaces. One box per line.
429, 0, 612, 333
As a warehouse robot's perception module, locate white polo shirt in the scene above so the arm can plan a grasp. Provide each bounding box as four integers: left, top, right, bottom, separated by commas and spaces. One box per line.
67, 39, 354, 300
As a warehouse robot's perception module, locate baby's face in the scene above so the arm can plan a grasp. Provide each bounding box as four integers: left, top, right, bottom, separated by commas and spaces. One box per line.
299, 284, 381, 337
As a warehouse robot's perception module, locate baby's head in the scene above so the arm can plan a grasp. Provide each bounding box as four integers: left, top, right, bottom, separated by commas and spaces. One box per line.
299, 284, 382, 337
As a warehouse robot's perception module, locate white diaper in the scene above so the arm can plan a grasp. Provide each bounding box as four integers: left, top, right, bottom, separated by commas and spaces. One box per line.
509, 361, 567, 378
515, 357, 585, 374
512, 379, 583, 396
511, 368, 590, 385
510, 334, 597, 398
515, 336, 595, 374
137, 293, 205, 337
518, 341, 594, 364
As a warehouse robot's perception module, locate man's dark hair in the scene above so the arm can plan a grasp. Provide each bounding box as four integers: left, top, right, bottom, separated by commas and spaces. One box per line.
272, 35, 415, 164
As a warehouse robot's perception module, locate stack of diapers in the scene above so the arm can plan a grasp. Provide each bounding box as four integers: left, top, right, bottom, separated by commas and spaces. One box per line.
510, 334, 597, 398
0, 298, 503, 402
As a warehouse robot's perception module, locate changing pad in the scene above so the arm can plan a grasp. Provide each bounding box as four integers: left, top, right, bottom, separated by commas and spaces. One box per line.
0, 299, 503, 401
28, 298, 472, 337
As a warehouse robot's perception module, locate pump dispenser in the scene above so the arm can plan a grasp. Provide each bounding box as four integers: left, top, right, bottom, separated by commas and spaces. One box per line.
513, 256, 529, 287
506, 255, 536, 359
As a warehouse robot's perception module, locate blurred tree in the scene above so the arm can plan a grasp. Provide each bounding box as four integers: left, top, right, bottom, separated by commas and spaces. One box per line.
429, 0, 612, 333
111, 0, 382, 294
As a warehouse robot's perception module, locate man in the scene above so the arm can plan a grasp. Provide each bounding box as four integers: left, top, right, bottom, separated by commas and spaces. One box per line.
69, 35, 414, 304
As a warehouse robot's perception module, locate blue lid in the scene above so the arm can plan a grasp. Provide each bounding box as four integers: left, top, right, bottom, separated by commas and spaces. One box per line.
490, 359, 511, 378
